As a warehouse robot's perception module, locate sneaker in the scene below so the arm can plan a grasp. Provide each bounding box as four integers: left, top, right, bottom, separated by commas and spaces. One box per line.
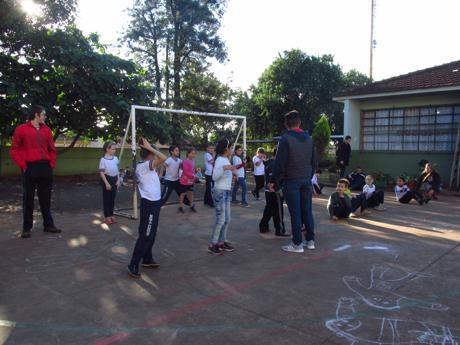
208, 244, 223, 255
141, 260, 160, 268
220, 242, 235, 252
127, 265, 141, 279
281, 242, 304, 253
190, 205, 197, 213
350, 212, 358, 217
44, 226, 62, 233
21, 230, 31, 239
302, 240, 315, 250
376, 205, 386, 211
178, 206, 185, 213
241, 203, 250, 208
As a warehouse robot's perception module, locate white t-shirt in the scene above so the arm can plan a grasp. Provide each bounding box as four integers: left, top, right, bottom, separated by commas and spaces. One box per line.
253, 155, 265, 176
212, 156, 233, 190
363, 184, 376, 199
232, 155, 245, 178
204, 152, 214, 176
99, 156, 119, 177
136, 161, 161, 201
311, 174, 319, 186
394, 185, 410, 201
164, 156, 181, 181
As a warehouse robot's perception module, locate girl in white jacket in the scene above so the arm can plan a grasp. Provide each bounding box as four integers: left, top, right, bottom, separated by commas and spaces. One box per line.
208, 138, 237, 255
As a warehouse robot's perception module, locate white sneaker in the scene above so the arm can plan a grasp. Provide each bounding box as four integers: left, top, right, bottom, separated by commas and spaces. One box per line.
302, 240, 315, 250
282, 242, 304, 253
376, 205, 386, 211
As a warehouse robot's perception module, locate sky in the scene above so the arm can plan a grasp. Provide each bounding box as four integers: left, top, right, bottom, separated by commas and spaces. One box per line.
76, 0, 460, 90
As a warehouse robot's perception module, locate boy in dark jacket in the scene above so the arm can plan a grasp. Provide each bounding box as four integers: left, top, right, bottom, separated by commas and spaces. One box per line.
336, 136, 352, 178
259, 149, 288, 236
327, 180, 352, 220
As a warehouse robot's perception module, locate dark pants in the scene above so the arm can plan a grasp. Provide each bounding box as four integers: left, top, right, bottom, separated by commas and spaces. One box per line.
338, 163, 347, 178
129, 198, 161, 268
332, 204, 351, 219
351, 193, 367, 212
283, 179, 315, 245
22, 161, 54, 231
204, 175, 214, 207
252, 175, 265, 198
367, 191, 384, 207
349, 180, 365, 191
101, 175, 118, 217
399, 191, 422, 204
313, 183, 324, 195
259, 191, 285, 234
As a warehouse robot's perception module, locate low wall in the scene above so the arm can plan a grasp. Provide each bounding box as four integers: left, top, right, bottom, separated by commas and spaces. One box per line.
348, 150, 453, 184
0, 148, 208, 176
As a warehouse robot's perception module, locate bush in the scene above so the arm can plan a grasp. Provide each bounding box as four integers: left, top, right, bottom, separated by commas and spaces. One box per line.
312, 114, 331, 162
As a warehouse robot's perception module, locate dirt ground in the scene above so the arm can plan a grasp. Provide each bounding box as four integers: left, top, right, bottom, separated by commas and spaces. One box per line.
0, 177, 459, 345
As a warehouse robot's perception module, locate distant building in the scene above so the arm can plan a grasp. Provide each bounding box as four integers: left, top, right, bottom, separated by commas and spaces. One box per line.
334, 60, 460, 184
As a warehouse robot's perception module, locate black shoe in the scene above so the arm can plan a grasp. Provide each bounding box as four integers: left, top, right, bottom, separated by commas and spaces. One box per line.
21, 230, 31, 239
220, 242, 235, 252
190, 205, 197, 213
259, 229, 270, 233
127, 265, 141, 278
208, 244, 223, 255
424, 198, 430, 204
178, 206, 185, 213
141, 260, 160, 268
44, 226, 62, 233
417, 199, 424, 205
251, 191, 257, 199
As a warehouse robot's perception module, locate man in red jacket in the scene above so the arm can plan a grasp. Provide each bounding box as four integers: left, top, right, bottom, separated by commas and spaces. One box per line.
10, 105, 62, 238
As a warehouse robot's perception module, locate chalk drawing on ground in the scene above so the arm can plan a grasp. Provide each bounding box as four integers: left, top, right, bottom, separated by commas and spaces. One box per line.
325, 264, 458, 344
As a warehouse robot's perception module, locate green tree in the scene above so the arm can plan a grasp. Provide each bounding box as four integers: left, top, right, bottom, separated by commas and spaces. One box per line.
250, 49, 343, 138
124, 0, 228, 107
312, 114, 331, 161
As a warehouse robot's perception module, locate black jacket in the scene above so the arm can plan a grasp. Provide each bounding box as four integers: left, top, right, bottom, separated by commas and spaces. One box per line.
336, 142, 351, 166
271, 129, 316, 185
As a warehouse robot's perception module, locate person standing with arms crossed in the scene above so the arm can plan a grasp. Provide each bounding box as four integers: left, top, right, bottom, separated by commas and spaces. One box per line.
10, 105, 62, 238
336, 135, 352, 178
270, 110, 317, 253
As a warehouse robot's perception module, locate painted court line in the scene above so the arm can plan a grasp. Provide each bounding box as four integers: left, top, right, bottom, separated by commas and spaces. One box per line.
92, 251, 334, 345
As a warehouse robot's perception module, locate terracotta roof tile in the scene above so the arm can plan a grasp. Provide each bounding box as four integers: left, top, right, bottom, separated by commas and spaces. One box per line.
336, 60, 460, 98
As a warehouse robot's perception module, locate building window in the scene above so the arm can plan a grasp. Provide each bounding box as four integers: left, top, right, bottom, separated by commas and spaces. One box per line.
360, 105, 460, 152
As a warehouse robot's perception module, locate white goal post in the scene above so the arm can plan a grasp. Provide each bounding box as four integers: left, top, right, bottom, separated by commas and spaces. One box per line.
116, 105, 247, 219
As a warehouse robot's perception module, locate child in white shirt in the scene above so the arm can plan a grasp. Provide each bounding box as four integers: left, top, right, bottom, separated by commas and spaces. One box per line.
127, 138, 167, 279
208, 138, 237, 255
362, 175, 385, 210
99, 141, 121, 224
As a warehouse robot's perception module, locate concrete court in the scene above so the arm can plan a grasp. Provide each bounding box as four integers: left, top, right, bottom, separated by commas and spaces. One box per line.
0, 187, 459, 345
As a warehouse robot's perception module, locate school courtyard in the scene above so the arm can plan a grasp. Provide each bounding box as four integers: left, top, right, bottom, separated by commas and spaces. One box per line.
0, 178, 459, 345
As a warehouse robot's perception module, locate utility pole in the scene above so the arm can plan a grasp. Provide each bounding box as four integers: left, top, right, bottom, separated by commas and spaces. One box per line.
369, 0, 376, 79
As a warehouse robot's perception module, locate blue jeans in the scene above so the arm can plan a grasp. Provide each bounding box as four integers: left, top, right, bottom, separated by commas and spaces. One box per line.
283, 179, 315, 245
232, 177, 248, 204
210, 189, 231, 245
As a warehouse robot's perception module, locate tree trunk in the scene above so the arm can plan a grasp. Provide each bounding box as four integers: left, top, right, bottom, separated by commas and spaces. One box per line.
57, 132, 81, 153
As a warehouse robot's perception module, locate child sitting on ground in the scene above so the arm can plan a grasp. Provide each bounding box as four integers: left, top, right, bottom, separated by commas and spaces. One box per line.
347, 167, 367, 191
312, 169, 324, 196
127, 138, 167, 278
340, 178, 368, 217
327, 180, 352, 220
394, 176, 424, 205
362, 175, 385, 210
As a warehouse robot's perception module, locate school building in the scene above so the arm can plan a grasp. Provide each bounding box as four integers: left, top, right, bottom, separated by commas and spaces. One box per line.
334, 60, 460, 185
